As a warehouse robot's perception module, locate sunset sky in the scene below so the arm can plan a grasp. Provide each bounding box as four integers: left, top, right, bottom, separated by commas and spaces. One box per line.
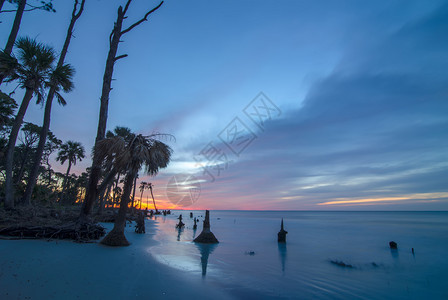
1, 0, 447, 210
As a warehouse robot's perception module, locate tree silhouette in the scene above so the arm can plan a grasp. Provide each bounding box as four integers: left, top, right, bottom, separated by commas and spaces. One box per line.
56, 140, 85, 204
81, 0, 164, 221
0, 37, 69, 208
24, 0, 84, 206
98, 133, 172, 246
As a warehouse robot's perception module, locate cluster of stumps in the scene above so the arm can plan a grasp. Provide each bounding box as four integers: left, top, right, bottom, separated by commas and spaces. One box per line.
175, 210, 288, 245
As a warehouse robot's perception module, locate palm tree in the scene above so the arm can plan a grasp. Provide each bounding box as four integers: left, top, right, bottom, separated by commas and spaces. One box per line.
98, 133, 172, 246
56, 140, 85, 204
148, 182, 158, 212
138, 181, 147, 210
23, 0, 84, 206
1, 37, 56, 209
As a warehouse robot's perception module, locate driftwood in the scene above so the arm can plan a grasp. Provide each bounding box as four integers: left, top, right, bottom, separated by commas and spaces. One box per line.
0, 222, 105, 242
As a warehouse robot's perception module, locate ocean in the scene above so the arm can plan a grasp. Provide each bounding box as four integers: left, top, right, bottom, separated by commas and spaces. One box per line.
149, 211, 448, 299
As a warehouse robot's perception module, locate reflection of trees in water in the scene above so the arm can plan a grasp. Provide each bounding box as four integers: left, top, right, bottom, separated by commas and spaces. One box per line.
278, 243, 287, 273
195, 243, 218, 277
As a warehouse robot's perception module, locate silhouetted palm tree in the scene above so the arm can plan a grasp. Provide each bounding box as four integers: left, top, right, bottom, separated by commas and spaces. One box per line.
56, 140, 85, 204
1, 37, 56, 208
148, 182, 158, 212
98, 133, 172, 246
23, 0, 84, 206
138, 181, 147, 210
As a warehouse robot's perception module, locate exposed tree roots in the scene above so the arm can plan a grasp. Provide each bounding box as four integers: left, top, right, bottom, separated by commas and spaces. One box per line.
0, 222, 105, 242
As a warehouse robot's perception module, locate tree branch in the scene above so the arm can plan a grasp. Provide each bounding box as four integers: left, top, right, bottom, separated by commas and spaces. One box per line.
114, 54, 128, 61
122, 0, 132, 15
121, 1, 163, 35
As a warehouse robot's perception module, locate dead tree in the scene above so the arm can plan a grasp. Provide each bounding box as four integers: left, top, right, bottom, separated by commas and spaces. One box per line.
80, 0, 164, 222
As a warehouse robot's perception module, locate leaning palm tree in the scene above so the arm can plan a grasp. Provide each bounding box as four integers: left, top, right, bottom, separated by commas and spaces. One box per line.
99, 133, 172, 246
56, 140, 85, 204
1, 37, 57, 209
148, 182, 158, 212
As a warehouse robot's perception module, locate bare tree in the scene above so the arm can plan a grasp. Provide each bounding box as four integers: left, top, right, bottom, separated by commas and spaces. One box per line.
80, 0, 164, 222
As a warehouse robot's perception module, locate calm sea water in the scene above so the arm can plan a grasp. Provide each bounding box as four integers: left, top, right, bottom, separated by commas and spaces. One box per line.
149, 211, 448, 299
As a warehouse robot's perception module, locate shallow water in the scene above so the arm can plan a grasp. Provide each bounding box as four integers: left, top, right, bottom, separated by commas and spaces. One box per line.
150, 211, 448, 299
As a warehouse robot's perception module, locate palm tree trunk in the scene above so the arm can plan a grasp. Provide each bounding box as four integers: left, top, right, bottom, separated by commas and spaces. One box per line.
4, 88, 33, 209
0, 0, 26, 85
131, 174, 137, 209
24, 0, 86, 206
139, 188, 144, 210
150, 186, 157, 212
100, 170, 134, 246
60, 159, 72, 204
15, 150, 33, 187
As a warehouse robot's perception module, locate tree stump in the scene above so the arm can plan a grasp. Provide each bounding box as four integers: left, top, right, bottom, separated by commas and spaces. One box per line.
193, 210, 218, 244
278, 218, 288, 243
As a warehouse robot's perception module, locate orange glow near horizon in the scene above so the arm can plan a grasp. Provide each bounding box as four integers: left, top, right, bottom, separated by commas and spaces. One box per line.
318, 192, 448, 206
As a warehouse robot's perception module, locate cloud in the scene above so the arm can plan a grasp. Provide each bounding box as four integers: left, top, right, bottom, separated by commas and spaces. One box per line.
181, 3, 448, 210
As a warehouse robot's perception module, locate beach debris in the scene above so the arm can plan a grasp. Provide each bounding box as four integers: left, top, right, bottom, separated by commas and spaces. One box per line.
176, 214, 185, 228
193, 218, 198, 230
278, 218, 288, 243
193, 210, 219, 244
134, 212, 145, 234
330, 260, 354, 268
389, 241, 398, 249
190, 212, 193, 218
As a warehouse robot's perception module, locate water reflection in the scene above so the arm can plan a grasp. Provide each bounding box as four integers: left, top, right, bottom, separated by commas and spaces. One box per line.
278, 243, 287, 273
176, 227, 184, 241
390, 248, 399, 259
195, 243, 218, 277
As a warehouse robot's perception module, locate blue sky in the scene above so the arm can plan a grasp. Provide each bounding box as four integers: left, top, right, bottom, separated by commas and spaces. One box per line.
1, 0, 447, 210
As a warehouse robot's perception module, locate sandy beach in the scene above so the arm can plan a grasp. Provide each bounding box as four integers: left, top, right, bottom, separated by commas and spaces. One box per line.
0, 219, 231, 300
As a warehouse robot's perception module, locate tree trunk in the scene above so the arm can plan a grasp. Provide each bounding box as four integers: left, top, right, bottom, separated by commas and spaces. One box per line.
15, 147, 31, 185
0, 0, 6, 13
0, 0, 26, 85
4, 88, 33, 209
60, 159, 72, 204
131, 174, 137, 209
23, 0, 85, 206
100, 170, 134, 246
139, 188, 144, 210
80, 6, 126, 220
150, 186, 157, 212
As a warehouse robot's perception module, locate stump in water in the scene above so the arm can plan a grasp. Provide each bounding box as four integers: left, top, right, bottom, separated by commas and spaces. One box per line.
100, 227, 130, 246
278, 218, 288, 243
135, 212, 145, 234
176, 214, 185, 228
193, 217, 198, 230
389, 241, 398, 249
190, 212, 193, 218
193, 210, 219, 244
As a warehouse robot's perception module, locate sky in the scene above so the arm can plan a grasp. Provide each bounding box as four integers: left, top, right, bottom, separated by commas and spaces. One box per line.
1, 0, 447, 210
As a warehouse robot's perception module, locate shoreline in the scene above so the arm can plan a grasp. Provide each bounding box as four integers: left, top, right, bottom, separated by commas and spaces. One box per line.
0, 218, 232, 300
